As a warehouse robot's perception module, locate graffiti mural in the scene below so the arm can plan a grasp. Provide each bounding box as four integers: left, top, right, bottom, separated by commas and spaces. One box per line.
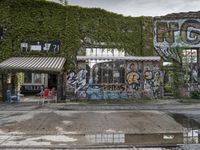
66, 68, 88, 98
126, 62, 141, 90
127, 72, 140, 90
154, 19, 200, 61
85, 84, 128, 100
75, 69, 88, 98
143, 63, 162, 98
66, 71, 77, 92
66, 60, 162, 100
126, 62, 143, 98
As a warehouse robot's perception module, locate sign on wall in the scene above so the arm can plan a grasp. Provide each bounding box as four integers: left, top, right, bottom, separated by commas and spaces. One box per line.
154, 19, 200, 61
21, 41, 60, 52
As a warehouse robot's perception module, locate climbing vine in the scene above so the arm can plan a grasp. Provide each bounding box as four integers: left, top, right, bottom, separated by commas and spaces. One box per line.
0, 0, 154, 69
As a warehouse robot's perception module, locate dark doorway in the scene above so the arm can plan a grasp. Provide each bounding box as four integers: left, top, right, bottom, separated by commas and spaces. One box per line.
48, 74, 57, 89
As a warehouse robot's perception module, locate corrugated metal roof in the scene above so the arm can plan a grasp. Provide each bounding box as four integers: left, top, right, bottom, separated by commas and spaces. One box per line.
0, 57, 66, 73
77, 56, 161, 61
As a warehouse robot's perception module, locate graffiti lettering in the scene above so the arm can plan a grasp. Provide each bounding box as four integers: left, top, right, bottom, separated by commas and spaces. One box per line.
102, 84, 126, 91
156, 22, 179, 44
154, 19, 200, 61
66, 61, 162, 100
180, 20, 200, 45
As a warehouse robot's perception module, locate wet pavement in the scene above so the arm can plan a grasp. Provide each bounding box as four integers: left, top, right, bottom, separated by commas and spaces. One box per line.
0, 100, 200, 149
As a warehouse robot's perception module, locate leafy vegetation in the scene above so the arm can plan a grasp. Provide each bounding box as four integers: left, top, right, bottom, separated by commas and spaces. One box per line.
0, 0, 154, 70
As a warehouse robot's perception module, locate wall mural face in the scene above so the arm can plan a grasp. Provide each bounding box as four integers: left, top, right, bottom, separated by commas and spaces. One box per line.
126, 62, 142, 98
66, 60, 162, 100
154, 19, 200, 62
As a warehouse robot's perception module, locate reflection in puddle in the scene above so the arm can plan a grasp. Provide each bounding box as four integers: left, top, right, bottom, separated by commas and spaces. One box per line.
170, 113, 200, 144
183, 128, 198, 144
85, 113, 200, 145
85, 133, 182, 145
85, 133, 125, 144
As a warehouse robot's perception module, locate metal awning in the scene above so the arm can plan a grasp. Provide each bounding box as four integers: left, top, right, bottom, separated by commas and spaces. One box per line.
77, 56, 161, 61
0, 57, 66, 73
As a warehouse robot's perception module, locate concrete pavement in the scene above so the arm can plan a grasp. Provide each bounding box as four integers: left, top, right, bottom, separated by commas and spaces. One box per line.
0, 100, 200, 149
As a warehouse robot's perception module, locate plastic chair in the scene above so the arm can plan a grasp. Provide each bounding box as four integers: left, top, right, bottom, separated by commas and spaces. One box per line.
42, 87, 50, 104
6, 90, 18, 103
44, 88, 49, 98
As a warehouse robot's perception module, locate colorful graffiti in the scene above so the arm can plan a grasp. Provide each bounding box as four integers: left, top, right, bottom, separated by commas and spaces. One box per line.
154, 19, 200, 61
66, 69, 88, 98
75, 69, 88, 98
127, 72, 140, 90
86, 84, 128, 100
66, 61, 162, 100
66, 71, 77, 90
126, 62, 141, 91
143, 63, 162, 98
125, 62, 162, 99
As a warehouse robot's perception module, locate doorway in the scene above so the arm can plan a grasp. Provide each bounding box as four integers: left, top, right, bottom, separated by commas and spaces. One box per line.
48, 74, 57, 89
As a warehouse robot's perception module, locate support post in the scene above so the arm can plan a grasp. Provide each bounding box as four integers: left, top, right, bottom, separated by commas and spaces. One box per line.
2, 74, 8, 102
57, 73, 62, 102
57, 73, 65, 102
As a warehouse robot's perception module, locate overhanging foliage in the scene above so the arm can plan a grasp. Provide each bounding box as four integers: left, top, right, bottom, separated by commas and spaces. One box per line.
0, 0, 155, 69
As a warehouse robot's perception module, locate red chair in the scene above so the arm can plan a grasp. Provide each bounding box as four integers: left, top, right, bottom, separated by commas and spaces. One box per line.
44, 87, 49, 99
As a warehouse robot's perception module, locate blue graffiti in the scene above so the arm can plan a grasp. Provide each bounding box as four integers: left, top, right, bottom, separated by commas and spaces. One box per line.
86, 85, 103, 99
86, 85, 128, 100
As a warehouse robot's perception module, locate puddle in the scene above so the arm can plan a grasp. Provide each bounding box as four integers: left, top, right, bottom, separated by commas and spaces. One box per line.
84, 132, 182, 145
84, 113, 200, 145
170, 113, 200, 144
85, 133, 125, 144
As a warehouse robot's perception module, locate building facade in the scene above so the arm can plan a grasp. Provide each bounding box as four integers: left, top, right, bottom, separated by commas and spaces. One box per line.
0, 0, 200, 101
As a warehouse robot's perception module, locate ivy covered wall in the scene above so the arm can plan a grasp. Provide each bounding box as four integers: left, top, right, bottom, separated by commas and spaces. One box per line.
0, 0, 155, 69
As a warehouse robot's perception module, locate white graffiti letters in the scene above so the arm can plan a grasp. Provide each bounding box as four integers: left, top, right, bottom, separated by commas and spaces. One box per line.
154, 19, 200, 61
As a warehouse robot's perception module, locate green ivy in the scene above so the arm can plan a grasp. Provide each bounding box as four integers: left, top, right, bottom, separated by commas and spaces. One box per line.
0, 0, 155, 70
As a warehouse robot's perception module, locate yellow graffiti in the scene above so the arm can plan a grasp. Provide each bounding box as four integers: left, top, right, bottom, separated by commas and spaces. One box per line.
127, 72, 139, 85
144, 71, 153, 80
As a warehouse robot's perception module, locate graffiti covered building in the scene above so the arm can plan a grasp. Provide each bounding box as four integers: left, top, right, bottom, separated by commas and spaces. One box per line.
1, 0, 200, 101
0, 0, 161, 101
66, 48, 163, 100
154, 11, 200, 96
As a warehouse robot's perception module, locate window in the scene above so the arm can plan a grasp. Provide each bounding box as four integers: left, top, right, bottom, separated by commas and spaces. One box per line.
89, 60, 125, 84
24, 73, 42, 84
79, 47, 126, 84
24, 72, 32, 83
33, 73, 42, 84
182, 49, 197, 64
85, 48, 125, 57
